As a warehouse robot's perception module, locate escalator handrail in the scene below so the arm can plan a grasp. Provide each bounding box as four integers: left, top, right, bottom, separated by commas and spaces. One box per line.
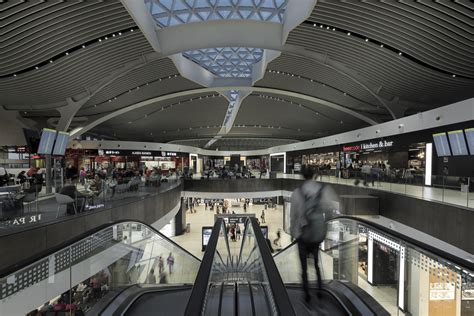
274, 215, 473, 270
184, 218, 225, 315
0, 218, 200, 279
248, 217, 296, 316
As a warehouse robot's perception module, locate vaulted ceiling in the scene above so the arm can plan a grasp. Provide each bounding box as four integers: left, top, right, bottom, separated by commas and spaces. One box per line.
1, 0, 473, 150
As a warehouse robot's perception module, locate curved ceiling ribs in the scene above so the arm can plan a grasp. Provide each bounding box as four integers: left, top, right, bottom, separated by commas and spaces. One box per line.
1, 0, 473, 149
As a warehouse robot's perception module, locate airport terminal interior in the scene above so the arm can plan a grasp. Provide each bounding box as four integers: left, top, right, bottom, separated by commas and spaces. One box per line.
1, 1, 473, 315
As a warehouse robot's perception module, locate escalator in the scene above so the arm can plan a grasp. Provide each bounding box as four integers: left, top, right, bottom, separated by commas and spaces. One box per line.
2, 216, 472, 315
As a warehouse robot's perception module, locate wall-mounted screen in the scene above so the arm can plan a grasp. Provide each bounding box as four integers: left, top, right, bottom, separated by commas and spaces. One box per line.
447, 130, 468, 156
37, 128, 57, 155
465, 128, 474, 155
52, 131, 69, 156
432, 132, 451, 157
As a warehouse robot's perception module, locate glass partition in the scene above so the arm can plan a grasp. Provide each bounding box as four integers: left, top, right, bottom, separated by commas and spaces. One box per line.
0, 177, 180, 237
274, 218, 473, 316
0, 221, 200, 316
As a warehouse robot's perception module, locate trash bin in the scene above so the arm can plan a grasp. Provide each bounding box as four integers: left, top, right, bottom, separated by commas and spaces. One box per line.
186, 223, 191, 233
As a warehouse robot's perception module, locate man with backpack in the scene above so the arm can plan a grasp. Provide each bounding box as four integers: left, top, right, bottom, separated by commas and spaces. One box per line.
290, 165, 339, 303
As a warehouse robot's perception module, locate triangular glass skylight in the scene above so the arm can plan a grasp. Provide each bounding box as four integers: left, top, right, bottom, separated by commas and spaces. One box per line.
145, 0, 288, 28
182, 47, 263, 78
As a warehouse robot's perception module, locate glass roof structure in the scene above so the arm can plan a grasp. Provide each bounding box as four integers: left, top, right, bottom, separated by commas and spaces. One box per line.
145, 0, 288, 27
183, 47, 263, 78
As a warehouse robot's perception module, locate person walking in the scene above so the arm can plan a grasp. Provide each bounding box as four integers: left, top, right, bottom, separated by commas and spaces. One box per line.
290, 165, 338, 303
167, 253, 175, 274
260, 209, 266, 223
158, 255, 164, 274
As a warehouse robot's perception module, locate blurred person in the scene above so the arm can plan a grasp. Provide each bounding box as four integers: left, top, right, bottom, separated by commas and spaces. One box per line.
146, 268, 156, 284
290, 165, 339, 303
260, 209, 266, 223
167, 252, 175, 274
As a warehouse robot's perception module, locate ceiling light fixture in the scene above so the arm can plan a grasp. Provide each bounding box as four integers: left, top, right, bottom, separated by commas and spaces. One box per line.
380, 44, 384, 48
365, 38, 369, 42
347, 32, 351, 36
452, 74, 456, 78
65, 52, 69, 55
35, 66, 39, 70
398, 52, 402, 56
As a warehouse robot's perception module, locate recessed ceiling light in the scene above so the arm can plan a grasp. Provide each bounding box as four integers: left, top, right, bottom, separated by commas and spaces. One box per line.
118, 32, 122, 35
82, 45, 86, 48
35, 66, 39, 70
319, 25, 323, 28
332, 28, 336, 31
452, 74, 456, 78
365, 38, 369, 42
130, 29, 134, 32
380, 44, 384, 48
99, 39, 102, 42
105, 37, 108, 40
112, 34, 116, 37
398, 52, 402, 56
65, 52, 69, 55
313, 23, 316, 26
347, 32, 351, 36
49, 60, 53, 63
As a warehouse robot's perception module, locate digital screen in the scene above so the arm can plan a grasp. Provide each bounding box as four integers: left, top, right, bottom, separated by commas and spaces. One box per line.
52, 131, 69, 156
37, 129, 57, 154
465, 128, 474, 155
432, 132, 451, 157
447, 130, 468, 156
202, 227, 213, 251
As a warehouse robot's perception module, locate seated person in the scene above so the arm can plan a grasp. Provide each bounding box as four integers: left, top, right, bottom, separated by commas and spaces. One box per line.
89, 175, 103, 196
59, 182, 87, 214
17, 171, 28, 184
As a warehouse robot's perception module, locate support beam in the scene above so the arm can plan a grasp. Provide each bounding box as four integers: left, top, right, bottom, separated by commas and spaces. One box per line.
56, 97, 90, 132
70, 86, 378, 138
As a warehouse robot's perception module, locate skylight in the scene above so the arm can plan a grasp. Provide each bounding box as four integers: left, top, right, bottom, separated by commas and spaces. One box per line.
183, 47, 263, 78
145, 0, 288, 27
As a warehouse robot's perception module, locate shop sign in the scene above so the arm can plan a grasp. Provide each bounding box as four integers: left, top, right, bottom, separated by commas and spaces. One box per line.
343, 145, 361, 152
131, 151, 153, 156
343, 140, 394, 152
361, 140, 394, 150
162, 151, 177, 157
5, 214, 42, 226
101, 149, 121, 155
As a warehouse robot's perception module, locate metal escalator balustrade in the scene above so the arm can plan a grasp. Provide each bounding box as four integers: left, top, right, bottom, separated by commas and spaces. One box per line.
274, 216, 473, 316
0, 221, 200, 316
185, 217, 295, 316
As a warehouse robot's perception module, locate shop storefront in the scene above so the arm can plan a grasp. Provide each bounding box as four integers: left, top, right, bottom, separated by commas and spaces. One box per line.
66, 149, 189, 175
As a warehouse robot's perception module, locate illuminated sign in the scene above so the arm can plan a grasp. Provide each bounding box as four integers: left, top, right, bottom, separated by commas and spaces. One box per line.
5, 214, 42, 226
104, 150, 121, 155
162, 151, 177, 157
131, 151, 152, 156
343, 140, 394, 152
343, 145, 361, 152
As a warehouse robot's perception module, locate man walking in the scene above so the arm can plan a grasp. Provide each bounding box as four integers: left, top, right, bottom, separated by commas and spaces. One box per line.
290, 165, 338, 303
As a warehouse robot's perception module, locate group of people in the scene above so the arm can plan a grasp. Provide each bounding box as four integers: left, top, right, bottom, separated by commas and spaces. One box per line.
146, 252, 175, 285
33, 270, 110, 316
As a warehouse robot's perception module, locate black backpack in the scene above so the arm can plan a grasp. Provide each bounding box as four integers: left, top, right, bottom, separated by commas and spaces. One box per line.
300, 184, 327, 244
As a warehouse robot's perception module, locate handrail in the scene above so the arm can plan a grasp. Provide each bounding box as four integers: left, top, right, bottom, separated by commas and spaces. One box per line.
274, 215, 473, 271
184, 218, 225, 316
248, 217, 296, 316
0, 218, 200, 278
